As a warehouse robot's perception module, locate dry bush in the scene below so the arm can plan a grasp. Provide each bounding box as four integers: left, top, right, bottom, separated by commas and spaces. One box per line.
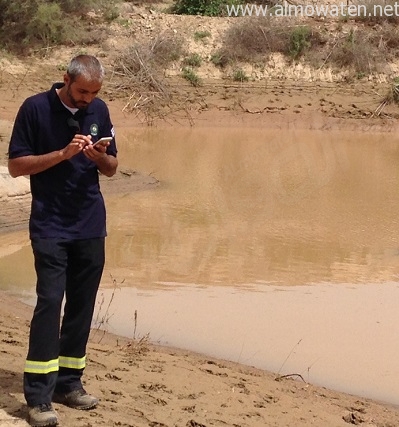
216, 16, 397, 76
218, 17, 288, 64
122, 334, 151, 360
328, 29, 381, 73
369, 23, 399, 60
299, 27, 329, 68
217, 17, 324, 66
151, 33, 185, 66
373, 80, 399, 116
291, 21, 399, 76
324, 25, 397, 74
70, 25, 110, 46
110, 31, 185, 123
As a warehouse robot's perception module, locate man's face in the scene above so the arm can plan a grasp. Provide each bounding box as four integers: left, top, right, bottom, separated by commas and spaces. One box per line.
64, 74, 102, 109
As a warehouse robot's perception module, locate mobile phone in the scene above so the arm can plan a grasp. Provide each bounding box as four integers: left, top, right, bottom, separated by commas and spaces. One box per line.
93, 137, 112, 147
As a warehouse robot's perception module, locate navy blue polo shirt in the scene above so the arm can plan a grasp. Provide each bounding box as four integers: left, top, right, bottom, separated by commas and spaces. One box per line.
8, 83, 117, 239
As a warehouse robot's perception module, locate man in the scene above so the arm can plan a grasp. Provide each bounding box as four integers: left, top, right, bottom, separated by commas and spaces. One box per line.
8, 55, 118, 427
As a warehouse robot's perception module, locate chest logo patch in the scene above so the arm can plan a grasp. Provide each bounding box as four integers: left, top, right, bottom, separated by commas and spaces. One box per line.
90, 124, 99, 136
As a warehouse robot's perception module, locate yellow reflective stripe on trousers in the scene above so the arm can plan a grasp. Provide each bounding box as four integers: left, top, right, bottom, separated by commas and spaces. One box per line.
25, 359, 59, 374
59, 355, 86, 370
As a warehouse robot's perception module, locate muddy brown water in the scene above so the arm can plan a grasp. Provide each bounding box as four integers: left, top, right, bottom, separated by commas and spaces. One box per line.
2, 127, 399, 406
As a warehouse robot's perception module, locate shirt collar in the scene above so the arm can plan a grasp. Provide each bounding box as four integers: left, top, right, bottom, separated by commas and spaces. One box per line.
49, 82, 94, 116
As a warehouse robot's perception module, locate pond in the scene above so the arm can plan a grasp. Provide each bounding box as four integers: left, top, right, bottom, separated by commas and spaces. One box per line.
2, 126, 399, 405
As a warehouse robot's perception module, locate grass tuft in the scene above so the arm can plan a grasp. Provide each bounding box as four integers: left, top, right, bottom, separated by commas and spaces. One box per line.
182, 67, 202, 86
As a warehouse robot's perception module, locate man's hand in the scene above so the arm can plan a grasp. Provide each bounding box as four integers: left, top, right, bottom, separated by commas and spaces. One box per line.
82, 139, 109, 161
83, 140, 118, 177
61, 134, 92, 160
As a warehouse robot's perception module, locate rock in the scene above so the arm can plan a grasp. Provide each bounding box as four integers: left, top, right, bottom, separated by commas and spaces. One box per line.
0, 166, 30, 199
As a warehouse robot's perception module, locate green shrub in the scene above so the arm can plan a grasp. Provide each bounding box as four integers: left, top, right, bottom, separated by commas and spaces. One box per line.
26, 3, 65, 44
183, 53, 202, 67
172, 0, 235, 16
194, 30, 211, 41
55, 0, 96, 13
182, 67, 202, 86
0, 0, 120, 52
288, 26, 311, 60
210, 52, 229, 68
232, 68, 249, 82
0, 0, 38, 45
100, 1, 120, 22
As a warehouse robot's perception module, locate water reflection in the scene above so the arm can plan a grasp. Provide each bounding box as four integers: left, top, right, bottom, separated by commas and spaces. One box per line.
103, 128, 399, 287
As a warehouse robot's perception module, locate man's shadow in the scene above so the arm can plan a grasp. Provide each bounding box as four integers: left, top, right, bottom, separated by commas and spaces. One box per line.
0, 368, 27, 422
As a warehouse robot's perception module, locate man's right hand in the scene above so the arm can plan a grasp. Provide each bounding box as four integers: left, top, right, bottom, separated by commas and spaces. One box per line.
61, 134, 92, 160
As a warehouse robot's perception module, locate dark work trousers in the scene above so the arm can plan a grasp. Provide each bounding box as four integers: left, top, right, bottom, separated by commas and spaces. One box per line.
24, 238, 105, 407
